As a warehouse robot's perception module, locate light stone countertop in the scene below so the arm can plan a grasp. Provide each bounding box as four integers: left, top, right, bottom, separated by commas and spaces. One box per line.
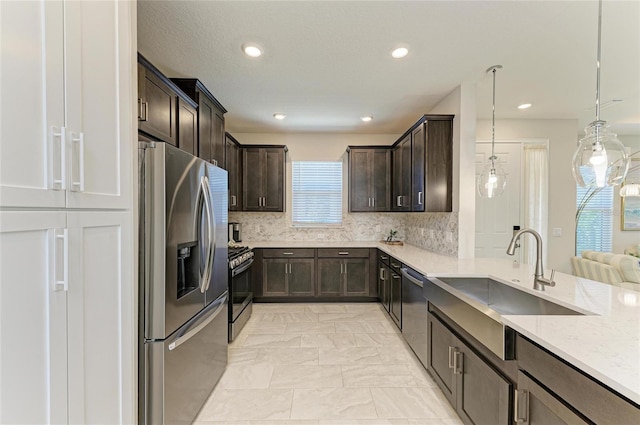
247, 240, 640, 404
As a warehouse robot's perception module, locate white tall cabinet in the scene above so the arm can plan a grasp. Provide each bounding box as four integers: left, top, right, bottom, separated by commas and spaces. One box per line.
0, 1, 137, 423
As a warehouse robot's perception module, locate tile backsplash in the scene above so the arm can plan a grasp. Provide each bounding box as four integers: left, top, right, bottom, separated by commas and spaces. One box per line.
229, 211, 459, 257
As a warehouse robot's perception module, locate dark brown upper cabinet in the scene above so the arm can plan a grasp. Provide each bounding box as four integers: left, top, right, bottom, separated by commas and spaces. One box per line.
391, 134, 411, 212
347, 147, 390, 212
424, 117, 454, 212
176, 98, 197, 155
392, 114, 454, 213
138, 54, 178, 145
242, 146, 287, 212
225, 133, 242, 211
171, 78, 227, 167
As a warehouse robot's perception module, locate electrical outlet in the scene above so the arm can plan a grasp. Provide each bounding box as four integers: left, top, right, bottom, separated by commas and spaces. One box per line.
375, 225, 381, 233
317, 233, 325, 239
552, 227, 562, 237
445, 231, 453, 243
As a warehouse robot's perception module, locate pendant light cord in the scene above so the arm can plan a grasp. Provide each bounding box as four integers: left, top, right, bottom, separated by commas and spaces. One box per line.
491, 67, 496, 164
596, 0, 602, 122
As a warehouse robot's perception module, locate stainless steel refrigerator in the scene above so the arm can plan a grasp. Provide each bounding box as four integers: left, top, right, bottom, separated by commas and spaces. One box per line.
138, 141, 228, 425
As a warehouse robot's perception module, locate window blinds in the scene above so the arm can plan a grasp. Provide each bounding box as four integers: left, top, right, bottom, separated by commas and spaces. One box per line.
576, 185, 613, 255
292, 161, 342, 226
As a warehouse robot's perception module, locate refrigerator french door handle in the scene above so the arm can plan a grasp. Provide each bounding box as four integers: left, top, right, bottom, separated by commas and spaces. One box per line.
202, 176, 216, 292
199, 176, 213, 293
168, 292, 228, 351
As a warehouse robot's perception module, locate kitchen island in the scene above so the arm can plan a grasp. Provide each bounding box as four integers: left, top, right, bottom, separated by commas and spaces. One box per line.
248, 241, 640, 409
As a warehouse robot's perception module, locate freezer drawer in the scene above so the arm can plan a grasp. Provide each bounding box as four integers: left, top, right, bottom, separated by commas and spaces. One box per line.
142, 292, 228, 425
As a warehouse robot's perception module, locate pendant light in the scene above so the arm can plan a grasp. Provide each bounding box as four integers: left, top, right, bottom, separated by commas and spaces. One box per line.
571, 0, 628, 189
477, 65, 507, 198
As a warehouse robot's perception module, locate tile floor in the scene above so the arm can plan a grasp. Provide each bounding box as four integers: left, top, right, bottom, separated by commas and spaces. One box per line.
194, 303, 463, 425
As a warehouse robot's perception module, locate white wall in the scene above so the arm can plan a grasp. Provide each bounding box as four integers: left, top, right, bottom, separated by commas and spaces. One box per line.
476, 119, 578, 273
613, 135, 640, 253
424, 83, 477, 258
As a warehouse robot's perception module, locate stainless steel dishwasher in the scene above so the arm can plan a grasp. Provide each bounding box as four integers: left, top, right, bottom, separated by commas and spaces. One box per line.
401, 265, 428, 367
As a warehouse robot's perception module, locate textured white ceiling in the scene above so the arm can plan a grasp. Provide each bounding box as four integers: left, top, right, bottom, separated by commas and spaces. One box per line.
137, 0, 640, 135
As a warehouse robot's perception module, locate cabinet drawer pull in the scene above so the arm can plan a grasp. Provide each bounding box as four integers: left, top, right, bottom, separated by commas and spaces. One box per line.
418, 191, 423, 205
448, 346, 455, 368
380, 255, 388, 260
453, 350, 462, 375
397, 195, 402, 207
51, 126, 67, 190
70, 131, 85, 192
231, 195, 237, 206
282, 252, 294, 255
379, 268, 386, 280
514, 389, 528, 423
338, 251, 349, 255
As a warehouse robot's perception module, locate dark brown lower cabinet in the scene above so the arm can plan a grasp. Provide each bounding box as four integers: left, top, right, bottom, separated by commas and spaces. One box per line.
515, 371, 589, 425
515, 334, 640, 425
377, 261, 391, 312
263, 258, 315, 297
428, 314, 512, 425
317, 258, 369, 296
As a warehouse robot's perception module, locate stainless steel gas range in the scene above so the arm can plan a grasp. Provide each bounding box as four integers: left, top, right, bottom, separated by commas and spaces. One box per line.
228, 246, 254, 341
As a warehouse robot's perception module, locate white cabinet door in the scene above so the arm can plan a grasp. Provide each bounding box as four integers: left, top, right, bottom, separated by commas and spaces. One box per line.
64, 1, 135, 210
0, 0, 135, 211
0, 211, 68, 424
66, 211, 135, 424
0, 1, 67, 209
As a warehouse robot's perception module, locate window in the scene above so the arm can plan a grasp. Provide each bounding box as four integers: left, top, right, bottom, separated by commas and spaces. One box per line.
292, 161, 342, 227
576, 184, 613, 255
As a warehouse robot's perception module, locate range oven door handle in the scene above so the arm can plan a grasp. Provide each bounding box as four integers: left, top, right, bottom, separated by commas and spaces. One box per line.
231, 257, 254, 277
168, 292, 227, 351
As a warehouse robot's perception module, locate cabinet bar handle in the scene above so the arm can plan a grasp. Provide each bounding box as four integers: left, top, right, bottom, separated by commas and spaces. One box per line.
380, 255, 388, 260
282, 252, 294, 255
372, 197, 375, 207
397, 196, 402, 207
344, 263, 347, 274
139, 100, 148, 121
448, 346, 455, 368
418, 191, 423, 205
231, 195, 237, 206
453, 351, 463, 375
379, 268, 385, 280
338, 252, 349, 255
514, 389, 528, 423
340, 263, 344, 274
70, 131, 85, 192
368, 197, 371, 207
53, 229, 69, 292
51, 126, 67, 190
289, 263, 292, 274
285, 264, 288, 274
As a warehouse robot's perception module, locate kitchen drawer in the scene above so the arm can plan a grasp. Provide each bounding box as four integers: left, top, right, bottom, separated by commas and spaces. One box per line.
317, 248, 370, 258
389, 256, 402, 272
261, 248, 315, 258
377, 249, 391, 266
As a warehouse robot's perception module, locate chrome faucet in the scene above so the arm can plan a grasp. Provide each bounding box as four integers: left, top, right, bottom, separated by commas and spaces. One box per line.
506, 228, 556, 291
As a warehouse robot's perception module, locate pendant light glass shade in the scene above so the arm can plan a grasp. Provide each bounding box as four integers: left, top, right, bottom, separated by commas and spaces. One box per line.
477, 65, 506, 198
572, 0, 629, 188
571, 120, 628, 188
478, 156, 507, 198
620, 183, 640, 197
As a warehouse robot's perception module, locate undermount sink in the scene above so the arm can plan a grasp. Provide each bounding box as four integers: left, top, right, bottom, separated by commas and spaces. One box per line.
435, 277, 584, 317
425, 276, 586, 360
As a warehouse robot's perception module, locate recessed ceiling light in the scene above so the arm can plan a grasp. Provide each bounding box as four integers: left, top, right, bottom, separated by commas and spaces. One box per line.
391, 47, 409, 59
242, 44, 263, 58
518, 103, 532, 110
273, 113, 286, 120
361, 116, 373, 122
